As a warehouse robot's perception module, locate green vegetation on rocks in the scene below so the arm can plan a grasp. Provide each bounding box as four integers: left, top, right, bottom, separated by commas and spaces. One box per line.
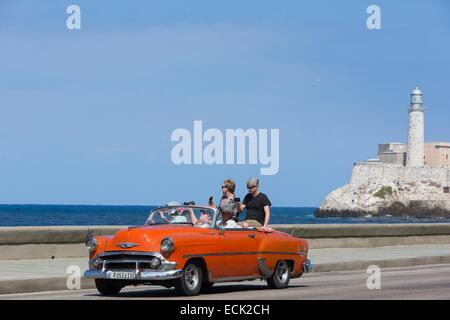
374, 186, 393, 199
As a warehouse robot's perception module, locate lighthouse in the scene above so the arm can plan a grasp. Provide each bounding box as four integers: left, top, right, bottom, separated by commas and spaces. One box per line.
406, 86, 425, 167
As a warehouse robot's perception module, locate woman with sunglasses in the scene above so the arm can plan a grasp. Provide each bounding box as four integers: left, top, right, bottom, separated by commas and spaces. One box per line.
209, 179, 239, 219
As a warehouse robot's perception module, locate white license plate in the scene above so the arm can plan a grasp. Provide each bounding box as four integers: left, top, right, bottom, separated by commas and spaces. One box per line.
110, 272, 135, 280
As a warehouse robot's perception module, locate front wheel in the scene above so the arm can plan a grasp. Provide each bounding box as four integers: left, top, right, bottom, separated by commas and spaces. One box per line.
267, 260, 291, 289
175, 261, 203, 296
95, 279, 122, 296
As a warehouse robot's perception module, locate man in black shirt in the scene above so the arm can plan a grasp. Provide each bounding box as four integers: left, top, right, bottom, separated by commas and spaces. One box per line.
237, 177, 272, 230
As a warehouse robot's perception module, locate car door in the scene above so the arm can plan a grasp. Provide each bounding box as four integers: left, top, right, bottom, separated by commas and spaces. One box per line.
213, 228, 263, 279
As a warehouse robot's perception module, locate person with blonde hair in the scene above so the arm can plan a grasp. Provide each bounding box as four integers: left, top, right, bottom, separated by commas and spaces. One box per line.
209, 178, 239, 219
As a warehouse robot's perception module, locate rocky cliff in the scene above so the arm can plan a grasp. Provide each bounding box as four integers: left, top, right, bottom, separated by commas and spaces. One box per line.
315, 163, 450, 217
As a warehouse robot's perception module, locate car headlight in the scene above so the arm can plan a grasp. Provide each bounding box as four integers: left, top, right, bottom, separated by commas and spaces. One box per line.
160, 237, 174, 253
86, 238, 98, 252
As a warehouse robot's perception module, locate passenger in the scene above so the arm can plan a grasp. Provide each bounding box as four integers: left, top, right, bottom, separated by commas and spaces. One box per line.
158, 201, 180, 223
217, 203, 241, 228
190, 209, 213, 227
171, 207, 189, 223
237, 177, 272, 231
209, 179, 240, 221
161, 201, 189, 223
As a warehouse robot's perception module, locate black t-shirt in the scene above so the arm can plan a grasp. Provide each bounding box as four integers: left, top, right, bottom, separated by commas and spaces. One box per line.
243, 192, 271, 225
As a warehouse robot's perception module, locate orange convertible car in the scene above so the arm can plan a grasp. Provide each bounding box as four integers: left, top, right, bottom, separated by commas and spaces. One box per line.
84, 205, 312, 296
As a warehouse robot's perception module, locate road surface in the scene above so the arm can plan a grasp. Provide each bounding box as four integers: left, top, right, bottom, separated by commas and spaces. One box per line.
1, 263, 449, 300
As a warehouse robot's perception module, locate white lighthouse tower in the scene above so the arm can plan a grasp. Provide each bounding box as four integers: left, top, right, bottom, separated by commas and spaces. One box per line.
406, 86, 425, 167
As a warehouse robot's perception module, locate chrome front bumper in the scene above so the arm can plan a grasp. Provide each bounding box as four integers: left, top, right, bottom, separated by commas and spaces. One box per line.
83, 251, 182, 281
84, 269, 183, 281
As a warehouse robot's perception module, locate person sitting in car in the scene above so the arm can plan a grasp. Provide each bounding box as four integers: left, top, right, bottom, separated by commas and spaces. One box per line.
217, 203, 241, 228
189, 209, 213, 227
170, 207, 190, 223
160, 201, 189, 223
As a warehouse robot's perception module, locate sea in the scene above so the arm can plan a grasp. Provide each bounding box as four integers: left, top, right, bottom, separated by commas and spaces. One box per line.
1, 204, 450, 226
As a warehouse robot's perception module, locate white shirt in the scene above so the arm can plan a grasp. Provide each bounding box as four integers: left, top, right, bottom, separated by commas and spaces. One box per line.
172, 215, 187, 223
222, 219, 240, 228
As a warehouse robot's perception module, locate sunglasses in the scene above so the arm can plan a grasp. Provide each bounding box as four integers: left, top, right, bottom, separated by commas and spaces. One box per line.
221, 185, 228, 189
247, 185, 257, 190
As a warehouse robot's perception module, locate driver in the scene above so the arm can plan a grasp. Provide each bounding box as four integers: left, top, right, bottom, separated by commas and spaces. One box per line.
159, 201, 189, 223
170, 207, 189, 223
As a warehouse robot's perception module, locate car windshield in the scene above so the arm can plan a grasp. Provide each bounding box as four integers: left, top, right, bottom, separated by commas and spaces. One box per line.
145, 206, 216, 228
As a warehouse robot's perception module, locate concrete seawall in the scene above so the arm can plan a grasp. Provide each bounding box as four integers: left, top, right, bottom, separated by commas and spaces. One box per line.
1, 224, 450, 260
274, 224, 450, 248
0, 226, 123, 261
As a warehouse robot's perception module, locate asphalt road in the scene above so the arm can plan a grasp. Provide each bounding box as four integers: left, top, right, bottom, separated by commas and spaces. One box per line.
1, 264, 449, 300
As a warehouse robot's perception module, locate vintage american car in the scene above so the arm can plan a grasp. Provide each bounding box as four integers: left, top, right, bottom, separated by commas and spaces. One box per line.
84, 205, 312, 296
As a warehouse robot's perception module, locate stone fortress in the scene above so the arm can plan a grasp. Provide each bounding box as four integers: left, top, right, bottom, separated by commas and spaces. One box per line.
316, 87, 450, 217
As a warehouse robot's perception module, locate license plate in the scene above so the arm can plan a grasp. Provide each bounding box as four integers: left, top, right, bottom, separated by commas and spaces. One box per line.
110, 271, 135, 280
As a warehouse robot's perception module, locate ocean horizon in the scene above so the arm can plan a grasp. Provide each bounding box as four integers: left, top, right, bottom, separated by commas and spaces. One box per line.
1, 204, 450, 226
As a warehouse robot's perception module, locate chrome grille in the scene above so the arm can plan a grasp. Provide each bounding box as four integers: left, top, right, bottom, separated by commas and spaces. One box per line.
139, 262, 158, 269
106, 262, 136, 270
99, 252, 163, 271
102, 254, 157, 261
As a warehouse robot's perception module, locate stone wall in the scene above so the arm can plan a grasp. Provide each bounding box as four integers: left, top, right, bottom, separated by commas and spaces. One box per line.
2, 225, 450, 260
351, 163, 450, 188
425, 143, 450, 167
378, 152, 405, 165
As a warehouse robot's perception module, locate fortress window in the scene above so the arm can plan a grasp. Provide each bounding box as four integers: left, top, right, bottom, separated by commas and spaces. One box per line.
444, 187, 450, 194
446, 154, 449, 160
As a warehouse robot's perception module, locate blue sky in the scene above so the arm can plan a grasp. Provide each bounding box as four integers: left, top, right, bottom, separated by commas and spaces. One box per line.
0, 0, 449, 206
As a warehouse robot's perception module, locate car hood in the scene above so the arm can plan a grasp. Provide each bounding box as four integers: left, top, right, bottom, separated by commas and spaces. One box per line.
104, 224, 214, 252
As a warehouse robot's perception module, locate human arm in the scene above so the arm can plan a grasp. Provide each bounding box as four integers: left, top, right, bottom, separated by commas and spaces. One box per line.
238, 193, 250, 212
208, 196, 215, 208
188, 208, 198, 224
261, 194, 272, 230
159, 211, 172, 223
263, 205, 270, 229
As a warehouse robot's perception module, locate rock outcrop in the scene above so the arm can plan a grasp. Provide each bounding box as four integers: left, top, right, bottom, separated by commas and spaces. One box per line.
315, 163, 450, 217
